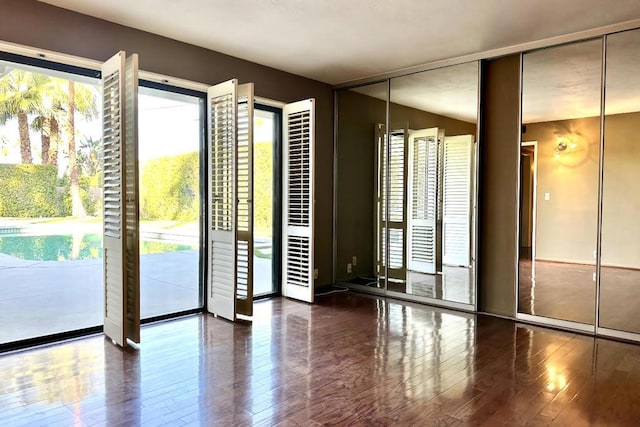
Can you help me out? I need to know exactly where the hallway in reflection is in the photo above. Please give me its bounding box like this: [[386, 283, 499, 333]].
[[3, 293, 640, 425]]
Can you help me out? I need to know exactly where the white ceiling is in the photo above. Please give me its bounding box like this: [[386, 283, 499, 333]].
[[39, 0, 640, 85]]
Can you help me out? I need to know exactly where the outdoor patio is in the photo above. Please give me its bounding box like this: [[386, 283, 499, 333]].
[[0, 240, 272, 344]]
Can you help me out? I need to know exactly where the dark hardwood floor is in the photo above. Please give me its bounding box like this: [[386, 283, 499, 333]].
[[2, 293, 640, 426]]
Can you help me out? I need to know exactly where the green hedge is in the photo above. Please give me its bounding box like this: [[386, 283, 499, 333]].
[[0, 164, 63, 217], [254, 142, 272, 233], [140, 152, 199, 221]]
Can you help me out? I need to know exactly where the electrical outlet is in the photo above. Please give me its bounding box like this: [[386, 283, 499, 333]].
[[352, 256, 357, 266], [313, 269, 319, 280], [347, 263, 352, 274]]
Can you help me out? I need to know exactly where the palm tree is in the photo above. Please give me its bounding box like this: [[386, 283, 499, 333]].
[[64, 79, 98, 217], [0, 69, 50, 164]]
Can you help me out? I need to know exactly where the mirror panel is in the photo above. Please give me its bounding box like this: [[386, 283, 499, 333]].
[[599, 29, 640, 334], [386, 62, 479, 305], [518, 39, 602, 324], [335, 81, 388, 289]]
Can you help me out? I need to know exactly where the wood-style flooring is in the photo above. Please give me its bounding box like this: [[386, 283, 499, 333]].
[[2, 293, 640, 426]]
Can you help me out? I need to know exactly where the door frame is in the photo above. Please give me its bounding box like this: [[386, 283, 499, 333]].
[[521, 141, 538, 277]]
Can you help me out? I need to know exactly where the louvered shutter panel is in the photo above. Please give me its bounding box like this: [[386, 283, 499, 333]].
[[123, 54, 140, 343], [102, 51, 140, 347], [443, 135, 474, 267], [207, 80, 238, 321], [375, 124, 385, 275], [282, 99, 315, 303], [385, 129, 408, 281], [407, 128, 440, 274], [235, 83, 254, 316]]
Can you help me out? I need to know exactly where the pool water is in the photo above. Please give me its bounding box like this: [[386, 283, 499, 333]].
[[0, 233, 197, 261]]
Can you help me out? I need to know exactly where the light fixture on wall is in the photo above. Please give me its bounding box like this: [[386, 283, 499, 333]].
[[553, 136, 576, 159]]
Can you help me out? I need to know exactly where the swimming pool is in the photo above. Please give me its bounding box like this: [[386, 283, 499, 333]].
[[0, 233, 197, 261]]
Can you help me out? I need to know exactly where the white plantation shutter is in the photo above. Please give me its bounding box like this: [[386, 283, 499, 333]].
[[282, 99, 315, 303], [407, 128, 440, 274], [102, 51, 140, 347], [207, 80, 238, 321], [443, 135, 474, 267], [375, 124, 385, 274], [385, 129, 408, 280], [235, 83, 254, 316]]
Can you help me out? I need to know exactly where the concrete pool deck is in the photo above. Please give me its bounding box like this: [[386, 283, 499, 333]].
[[0, 250, 273, 344]]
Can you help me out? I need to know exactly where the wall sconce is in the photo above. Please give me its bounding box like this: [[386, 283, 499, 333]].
[[553, 136, 576, 159]]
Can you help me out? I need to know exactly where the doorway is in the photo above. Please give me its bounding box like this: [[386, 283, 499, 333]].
[[518, 141, 537, 315], [253, 105, 282, 297]]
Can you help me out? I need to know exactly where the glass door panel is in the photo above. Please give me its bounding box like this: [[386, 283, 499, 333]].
[[0, 59, 102, 344], [138, 86, 203, 318], [253, 108, 277, 297]]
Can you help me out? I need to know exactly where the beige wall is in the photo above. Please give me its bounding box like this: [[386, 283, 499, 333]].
[[522, 112, 640, 267], [478, 55, 521, 317], [336, 89, 476, 282], [522, 111, 637, 304], [523, 117, 600, 264], [601, 112, 640, 268], [0, 0, 335, 286]]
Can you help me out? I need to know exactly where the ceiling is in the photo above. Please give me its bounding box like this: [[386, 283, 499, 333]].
[[39, 0, 640, 85]]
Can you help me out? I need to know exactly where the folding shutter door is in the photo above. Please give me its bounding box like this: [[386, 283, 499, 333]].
[[282, 99, 315, 303], [407, 128, 439, 274], [235, 83, 254, 316], [385, 129, 408, 281], [207, 80, 238, 321], [375, 124, 386, 275], [102, 51, 140, 347], [442, 135, 474, 267]]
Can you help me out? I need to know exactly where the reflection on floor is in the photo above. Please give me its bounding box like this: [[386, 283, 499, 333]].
[[4, 293, 640, 425], [388, 267, 474, 304], [520, 257, 640, 333], [519, 257, 596, 325], [342, 266, 474, 305], [600, 266, 640, 333]]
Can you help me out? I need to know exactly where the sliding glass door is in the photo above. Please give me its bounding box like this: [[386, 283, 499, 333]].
[[253, 106, 281, 297], [0, 56, 103, 344], [138, 85, 204, 318]]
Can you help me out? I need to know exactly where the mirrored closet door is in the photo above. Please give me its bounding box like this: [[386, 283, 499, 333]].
[[385, 63, 478, 306], [335, 81, 389, 291], [599, 28, 640, 338], [335, 62, 479, 310], [518, 39, 602, 328]]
